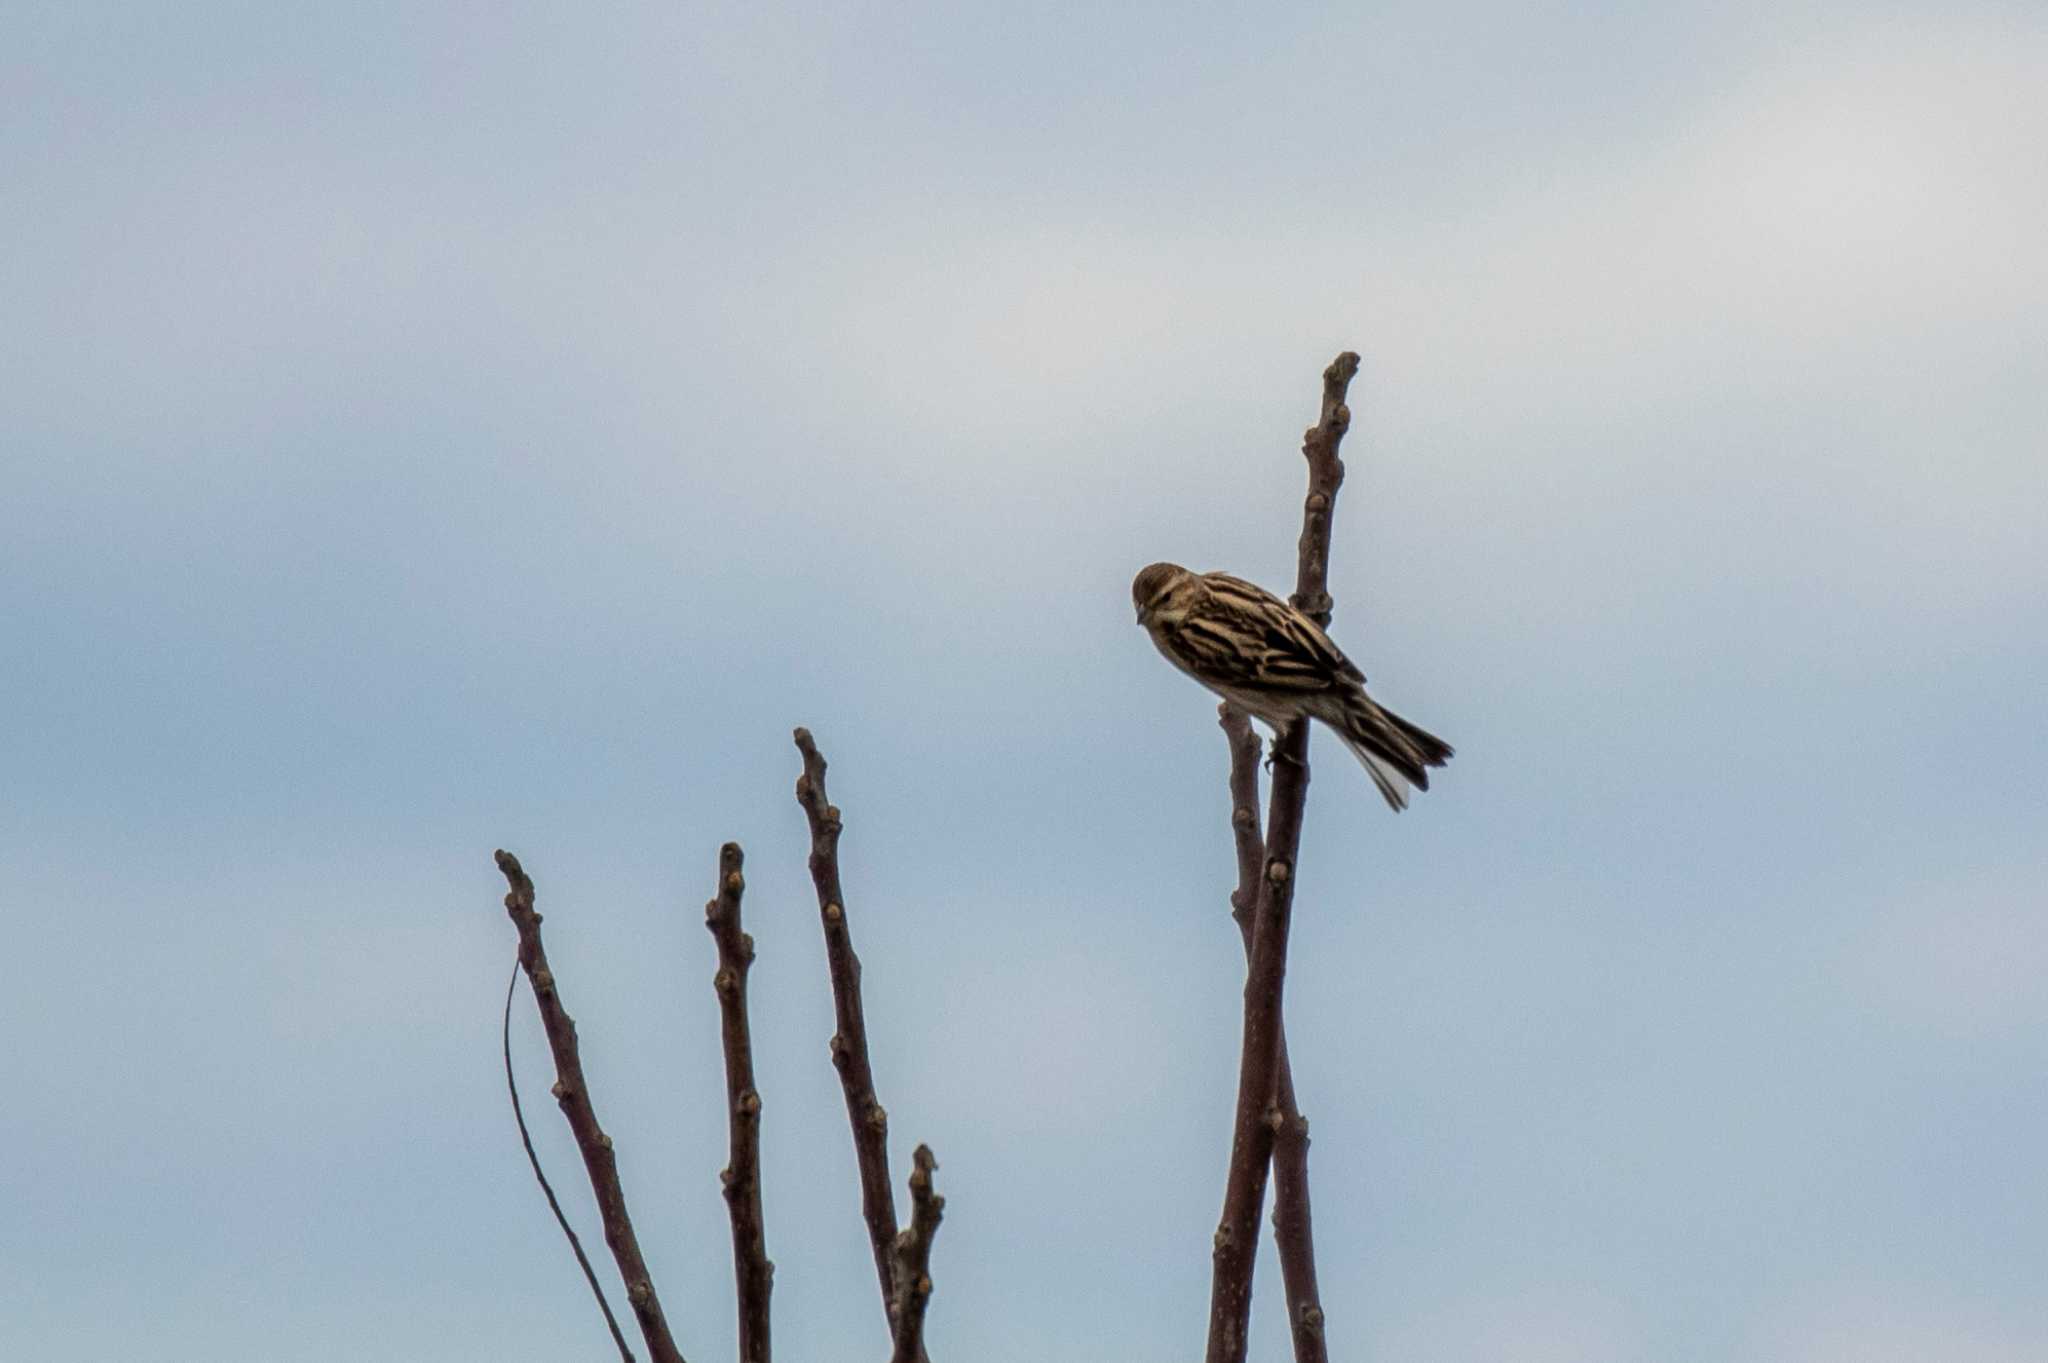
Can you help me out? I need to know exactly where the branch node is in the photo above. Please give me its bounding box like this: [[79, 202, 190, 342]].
[[794, 727, 908, 1331], [707, 838, 773, 1360], [888, 1144, 945, 1363], [498, 850, 685, 1363], [1208, 353, 1355, 1363]]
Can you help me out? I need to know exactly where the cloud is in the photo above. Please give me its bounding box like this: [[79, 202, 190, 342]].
[[1746, 1285, 2048, 1363], [1853, 867, 2048, 1038], [1372, 1282, 1643, 1363]]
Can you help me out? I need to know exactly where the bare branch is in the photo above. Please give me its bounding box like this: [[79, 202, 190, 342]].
[[1206, 353, 1360, 1363], [503, 959, 637, 1363], [496, 850, 688, 1363], [887, 1145, 945, 1363], [1219, 706, 1328, 1363], [706, 842, 773, 1363], [791, 728, 904, 1329], [1220, 705, 1265, 938]]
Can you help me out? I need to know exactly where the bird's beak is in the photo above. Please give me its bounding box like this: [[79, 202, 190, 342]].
[[1135, 606, 1151, 627]]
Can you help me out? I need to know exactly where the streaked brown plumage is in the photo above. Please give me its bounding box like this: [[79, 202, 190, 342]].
[[1132, 562, 1453, 811]]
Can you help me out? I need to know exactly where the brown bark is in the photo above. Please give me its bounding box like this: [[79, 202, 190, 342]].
[[790, 728, 906, 1330], [887, 1145, 945, 1363], [1220, 706, 1328, 1363], [705, 842, 773, 1363], [1205, 353, 1359, 1363], [497, 849, 688, 1363]]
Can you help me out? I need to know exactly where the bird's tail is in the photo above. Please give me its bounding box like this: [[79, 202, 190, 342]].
[[1324, 693, 1454, 813]]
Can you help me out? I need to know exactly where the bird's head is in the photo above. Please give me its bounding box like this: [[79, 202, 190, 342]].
[[1132, 561, 1193, 627]]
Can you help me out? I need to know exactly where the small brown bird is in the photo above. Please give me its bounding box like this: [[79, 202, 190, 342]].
[[1133, 562, 1453, 811]]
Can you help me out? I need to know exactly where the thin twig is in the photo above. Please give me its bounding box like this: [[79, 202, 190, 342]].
[[887, 1145, 945, 1363], [1206, 352, 1360, 1363], [503, 958, 636, 1363], [1220, 706, 1328, 1363], [496, 850, 689, 1363], [706, 842, 773, 1363], [790, 728, 903, 1329]]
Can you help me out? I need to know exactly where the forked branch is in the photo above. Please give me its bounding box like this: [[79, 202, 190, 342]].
[[888, 1145, 945, 1363], [497, 850, 688, 1363], [1220, 706, 1328, 1363], [1206, 352, 1359, 1363]]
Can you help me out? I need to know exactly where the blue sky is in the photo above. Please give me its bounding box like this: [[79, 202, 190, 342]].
[[4, 3, 2044, 1359]]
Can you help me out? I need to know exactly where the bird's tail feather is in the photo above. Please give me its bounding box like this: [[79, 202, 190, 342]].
[[1337, 730, 1414, 812], [1326, 695, 1453, 813]]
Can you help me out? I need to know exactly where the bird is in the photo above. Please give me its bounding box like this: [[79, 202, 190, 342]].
[[1132, 562, 1452, 811]]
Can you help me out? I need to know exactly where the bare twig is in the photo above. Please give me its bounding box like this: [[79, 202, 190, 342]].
[[1206, 352, 1360, 1363], [706, 842, 773, 1363], [503, 958, 636, 1363], [887, 1145, 945, 1363], [496, 850, 689, 1363], [791, 728, 904, 1328], [1220, 706, 1328, 1363]]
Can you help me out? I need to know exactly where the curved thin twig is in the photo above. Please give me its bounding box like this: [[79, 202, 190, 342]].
[[503, 958, 636, 1363], [497, 849, 689, 1363]]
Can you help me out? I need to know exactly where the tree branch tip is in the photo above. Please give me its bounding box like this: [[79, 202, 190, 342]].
[[1327, 350, 1361, 381]]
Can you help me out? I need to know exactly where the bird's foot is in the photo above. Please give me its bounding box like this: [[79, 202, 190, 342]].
[[1263, 727, 1308, 771]]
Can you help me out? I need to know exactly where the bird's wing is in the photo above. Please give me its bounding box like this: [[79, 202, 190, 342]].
[[1192, 573, 1367, 689]]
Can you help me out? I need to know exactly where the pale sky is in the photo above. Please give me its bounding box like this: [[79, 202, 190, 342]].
[[5, 3, 2045, 1360]]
